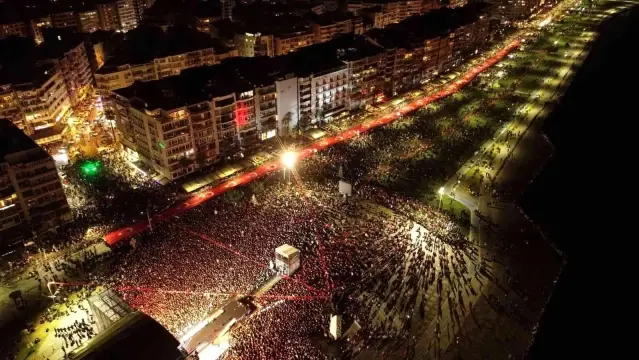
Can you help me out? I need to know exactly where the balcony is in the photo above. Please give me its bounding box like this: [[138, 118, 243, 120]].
[[260, 109, 277, 118]]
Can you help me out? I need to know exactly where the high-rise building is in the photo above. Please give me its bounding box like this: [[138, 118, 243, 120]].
[[96, 0, 139, 31], [311, 12, 363, 44], [134, 0, 156, 22], [39, 30, 94, 106], [0, 62, 71, 138], [0, 21, 30, 39], [77, 9, 100, 33], [221, 0, 236, 20], [486, 0, 543, 22], [97, 2, 120, 31], [0, 119, 72, 250], [29, 16, 52, 44], [51, 11, 78, 29], [116, 0, 139, 32], [95, 27, 237, 91]]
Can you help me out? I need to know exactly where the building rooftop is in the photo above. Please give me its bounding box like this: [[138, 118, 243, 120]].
[[98, 26, 230, 71], [0, 62, 57, 90], [276, 244, 299, 257], [37, 28, 86, 60], [330, 35, 385, 62], [68, 311, 183, 360], [232, 3, 310, 36], [113, 34, 384, 110], [89, 29, 118, 44], [114, 61, 260, 111], [311, 11, 358, 26], [367, 2, 489, 49], [0, 119, 46, 163]]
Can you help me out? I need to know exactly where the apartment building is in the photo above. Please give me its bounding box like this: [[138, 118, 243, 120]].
[[255, 83, 278, 140], [95, 27, 237, 91], [135, 0, 156, 22], [336, 38, 386, 109], [221, 0, 236, 20], [77, 9, 100, 33], [38, 32, 94, 106], [51, 11, 77, 29], [195, 15, 220, 34], [0, 21, 30, 39], [0, 85, 28, 133], [116, 0, 139, 32], [97, 2, 120, 31], [368, 2, 489, 94], [94, 0, 139, 31], [109, 61, 267, 182], [487, 0, 543, 23], [348, 0, 440, 28], [234, 32, 275, 57], [30, 16, 53, 44], [274, 31, 315, 56], [0, 63, 71, 138], [299, 66, 349, 125], [312, 12, 364, 44], [0, 119, 72, 249]]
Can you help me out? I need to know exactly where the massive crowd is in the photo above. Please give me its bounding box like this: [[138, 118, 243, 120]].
[[61, 148, 482, 359]]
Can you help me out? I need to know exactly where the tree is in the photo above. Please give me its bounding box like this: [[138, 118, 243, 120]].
[[316, 106, 325, 124], [282, 111, 293, 136], [178, 157, 194, 168], [297, 113, 312, 134], [196, 151, 207, 169]]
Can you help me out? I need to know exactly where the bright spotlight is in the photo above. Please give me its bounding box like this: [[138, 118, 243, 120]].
[[281, 151, 297, 169], [438, 187, 445, 195]]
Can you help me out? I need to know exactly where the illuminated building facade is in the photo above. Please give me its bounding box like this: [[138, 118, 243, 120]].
[[368, 2, 489, 94], [77, 9, 100, 33], [95, 27, 237, 91], [29, 16, 53, 44], [96, 2, 120, 31], [109, 61, 264, 182], [0, 119, 71, 250], [0, 63, 71, 137], [487, 0, 545, 22], [347, 0, 441, 29], [273, 31, 315, 56], [38, 35, 94, 106], [116, 0, 139, 32], [50, 11, 78, 29], [311, 13, 364, 44], [0, 21, 30, 39]]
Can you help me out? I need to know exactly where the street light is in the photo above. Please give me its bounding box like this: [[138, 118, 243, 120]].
[[438, 187, 445, 209], [281, 151, 297, 182], [281, 151, 297, 169]]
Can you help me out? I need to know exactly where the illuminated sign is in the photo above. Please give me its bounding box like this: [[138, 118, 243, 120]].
[[239, 91, 254, 99], [235, 103, 249, 127]]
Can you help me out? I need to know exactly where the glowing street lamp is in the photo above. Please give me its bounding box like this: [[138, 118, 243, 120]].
[[438, 187, 445, 209], [281, 151, 297, 182], [281, 151, 297, 169]]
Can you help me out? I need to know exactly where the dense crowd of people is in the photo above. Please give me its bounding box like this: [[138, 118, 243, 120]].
[[63, 149, 482, 359], [60, 151, 182, 231]]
